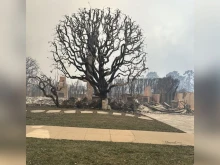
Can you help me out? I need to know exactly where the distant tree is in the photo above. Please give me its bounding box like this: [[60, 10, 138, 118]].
[[166, 71, 185, 91], [166, 71, 181, 80], [26, 57, 39, 87], [147, 72, 159, 79], [135, 78, 144, 94], [68, 80, 86, 98], [183, 70, 194, 92], [68, 83, 74, 98], [128, 80, 136, 95], [156, 76, 180, 103], [155, 77, 179, 94], [178, 88, 187, 93], [109, 78, 128, 98], [50, 8, 148, 106]]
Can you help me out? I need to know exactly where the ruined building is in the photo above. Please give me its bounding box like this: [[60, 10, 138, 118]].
[[57, 76, 68, 100], [86, 82, 94, 100], [142, 85, 194, 110]]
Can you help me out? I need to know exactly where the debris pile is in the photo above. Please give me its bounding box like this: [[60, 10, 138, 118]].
[[75, 97, 90, 108], [26, 97, 65, 106], [109, 98, 140, 112], [26, 96, 103, 109], [26, 96, 193, 115], [143, 101, 194, 115], [137, 105, 154, 114]]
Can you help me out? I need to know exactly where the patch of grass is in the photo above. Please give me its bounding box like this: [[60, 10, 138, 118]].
[[26, 105, 68, 110], [26, 105, 124, 112], [26, 138, 194, 165], [26, 111, 184, 133]]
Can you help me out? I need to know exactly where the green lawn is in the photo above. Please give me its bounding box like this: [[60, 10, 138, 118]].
[[26, 111, 184, 133], [26, 105, 70, 110], [26, 138, 194, 165]]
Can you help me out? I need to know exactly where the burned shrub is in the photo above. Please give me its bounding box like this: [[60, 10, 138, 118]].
[[62, 97, 77, 108], [89, 99, 102, 109], [109, 99, 140, 112], [109, 100, 124, 111], [75, 97, 89, 109]]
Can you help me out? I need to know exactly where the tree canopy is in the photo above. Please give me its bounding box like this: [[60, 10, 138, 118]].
[[147, 72, 159, 79], [166, 70, 194, 92], [50, 8, 147, 99]]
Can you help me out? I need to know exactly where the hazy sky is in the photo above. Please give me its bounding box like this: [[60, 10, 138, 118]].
[[27, 0, 194, 82]]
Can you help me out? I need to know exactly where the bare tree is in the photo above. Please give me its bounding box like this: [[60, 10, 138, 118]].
[[50, 8, 147, 103], [30, 74, 61, 107], [68, 80, 86, 98], [26, 57, 39, 87], [128, 80, 136, 95], [135, 78, 144, 94], [110, 78, 128, 99]]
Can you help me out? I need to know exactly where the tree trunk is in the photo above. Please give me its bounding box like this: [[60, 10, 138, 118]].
[[100, 92, 108, 110], [55, 98, 60, 107], [102, 98, 108, 110]]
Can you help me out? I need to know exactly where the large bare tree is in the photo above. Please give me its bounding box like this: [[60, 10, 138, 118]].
[[50, 8, 147, 101]]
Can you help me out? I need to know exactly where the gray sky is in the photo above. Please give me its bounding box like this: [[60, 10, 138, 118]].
[[27, 0, 194, 82]]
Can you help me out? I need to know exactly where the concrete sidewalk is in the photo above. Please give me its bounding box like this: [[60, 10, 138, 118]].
[[145, 114, 194, 134], [26, 125, 194, 146]]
